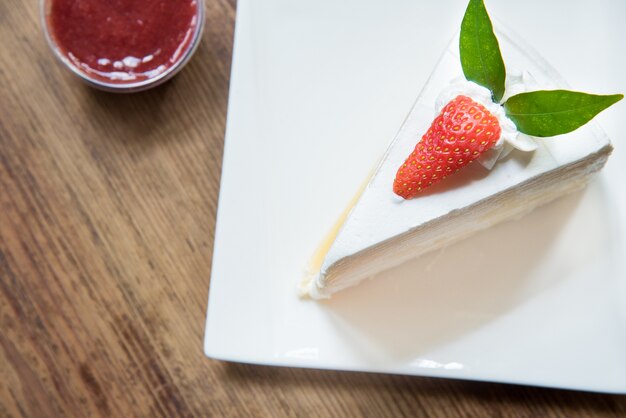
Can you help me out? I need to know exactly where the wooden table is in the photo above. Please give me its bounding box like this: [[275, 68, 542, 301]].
[[1, 1, 624, 416]]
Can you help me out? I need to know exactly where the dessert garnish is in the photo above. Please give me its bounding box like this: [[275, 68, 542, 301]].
[[393, 0, 622, 199]]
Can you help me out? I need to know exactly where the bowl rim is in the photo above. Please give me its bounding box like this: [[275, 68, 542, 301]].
[[39, 0, 205, 93]]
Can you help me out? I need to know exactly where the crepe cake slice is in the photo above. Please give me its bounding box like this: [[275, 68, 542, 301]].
[[299, 0, 621, 299]]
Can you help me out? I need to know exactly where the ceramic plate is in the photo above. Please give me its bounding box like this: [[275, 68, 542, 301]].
[[204, 0, 626, 393]]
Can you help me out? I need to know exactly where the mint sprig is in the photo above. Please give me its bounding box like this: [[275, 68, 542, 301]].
[[460, 0, 506, 102], [504, 91, 624, 137], [458, 0, 622, 138]]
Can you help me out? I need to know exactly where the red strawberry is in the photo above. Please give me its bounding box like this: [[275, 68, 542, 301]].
[[393, 95, 501, 199]]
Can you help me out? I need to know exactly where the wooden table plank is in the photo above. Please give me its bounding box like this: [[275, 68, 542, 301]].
[[0, 0, 624, 417]]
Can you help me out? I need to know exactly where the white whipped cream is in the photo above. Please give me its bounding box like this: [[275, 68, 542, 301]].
[[435, 73, 539, 169]]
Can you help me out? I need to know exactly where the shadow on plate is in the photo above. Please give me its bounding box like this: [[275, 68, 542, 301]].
[[319, 187, 597, 362]]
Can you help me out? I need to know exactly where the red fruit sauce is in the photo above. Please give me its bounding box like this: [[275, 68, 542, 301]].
[[47, 0, 199, 84]]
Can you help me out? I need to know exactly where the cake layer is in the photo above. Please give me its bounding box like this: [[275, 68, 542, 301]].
[[305, 148, 610, 298], [301, 27, 613, 299]]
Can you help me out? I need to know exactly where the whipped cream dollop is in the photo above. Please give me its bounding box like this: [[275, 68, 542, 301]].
[[435, 72, 539, 169]]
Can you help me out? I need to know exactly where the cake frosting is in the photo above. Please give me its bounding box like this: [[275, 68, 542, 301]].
[[299, 26, 615, 299], [435, 74, 541, 171]]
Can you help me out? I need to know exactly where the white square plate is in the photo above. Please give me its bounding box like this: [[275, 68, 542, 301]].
[[204, 0, 626, 393]]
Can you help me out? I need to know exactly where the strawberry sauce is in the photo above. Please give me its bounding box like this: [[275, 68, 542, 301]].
[[47, 0, 199, 84]]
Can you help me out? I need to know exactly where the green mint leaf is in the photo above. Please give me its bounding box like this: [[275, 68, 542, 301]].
[[504, 90, 623, 137], [460, 0, 506, 102]]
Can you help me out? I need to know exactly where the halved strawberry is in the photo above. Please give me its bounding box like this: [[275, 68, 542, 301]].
[[393, 95, 501, 199]]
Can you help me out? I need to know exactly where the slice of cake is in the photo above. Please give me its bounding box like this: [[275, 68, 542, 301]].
[[300, 0, 621, 299]]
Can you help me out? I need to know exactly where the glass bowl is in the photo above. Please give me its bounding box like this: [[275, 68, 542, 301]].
[[40, 0, 205, 93]]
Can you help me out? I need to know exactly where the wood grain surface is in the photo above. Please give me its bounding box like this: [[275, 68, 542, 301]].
[[0, 1, 625, 417]]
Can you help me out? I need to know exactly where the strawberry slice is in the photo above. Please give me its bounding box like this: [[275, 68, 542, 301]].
[[393, 95, 501, 199]]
